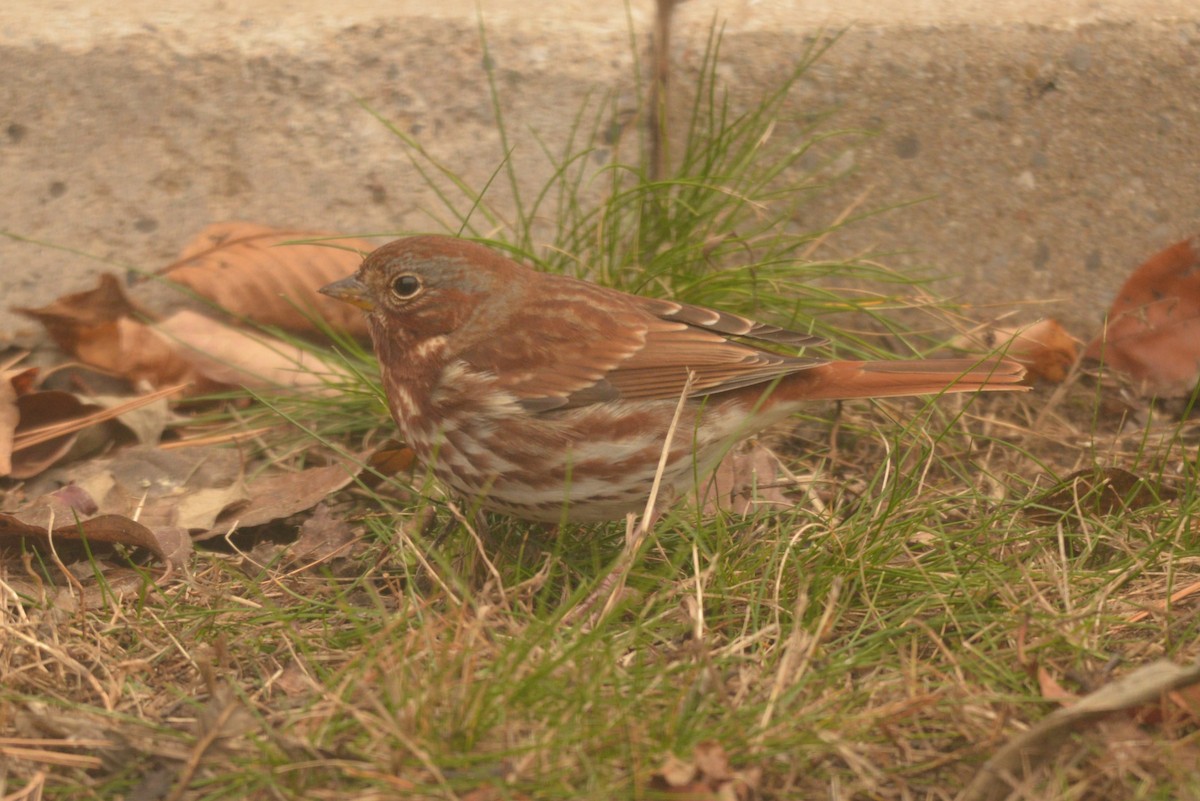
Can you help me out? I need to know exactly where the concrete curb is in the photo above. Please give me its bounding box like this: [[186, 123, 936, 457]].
[[2, 1, 1198, 346]]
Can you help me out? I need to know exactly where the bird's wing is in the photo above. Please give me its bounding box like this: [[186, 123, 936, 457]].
[[459, 279, 824, 412]]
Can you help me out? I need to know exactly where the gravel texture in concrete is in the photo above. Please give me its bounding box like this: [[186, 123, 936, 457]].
[[2, 1, 1198, 347]]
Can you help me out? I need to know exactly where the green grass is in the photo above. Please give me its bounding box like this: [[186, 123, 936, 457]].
[[4, 10, 1200, 801], [6, 397, 1199, 799]]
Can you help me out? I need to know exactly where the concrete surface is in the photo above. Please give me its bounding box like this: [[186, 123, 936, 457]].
[[2, 1, 1198, 348]]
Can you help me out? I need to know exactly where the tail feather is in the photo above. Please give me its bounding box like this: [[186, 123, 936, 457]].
[[783, 357, 1028, 402]]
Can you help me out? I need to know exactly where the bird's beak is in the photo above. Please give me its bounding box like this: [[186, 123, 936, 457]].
[[320, 276, 374, 311]]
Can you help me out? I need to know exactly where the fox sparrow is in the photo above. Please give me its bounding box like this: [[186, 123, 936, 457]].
[[321, 237, 1025, 523]]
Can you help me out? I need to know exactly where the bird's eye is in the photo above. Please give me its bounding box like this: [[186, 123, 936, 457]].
[[390, 274, 422, 300]]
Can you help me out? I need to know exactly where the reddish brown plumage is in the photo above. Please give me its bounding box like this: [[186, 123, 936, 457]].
[[321, 236, 1026, 522]]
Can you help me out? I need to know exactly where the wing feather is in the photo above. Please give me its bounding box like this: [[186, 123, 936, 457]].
[[457, 271, 823, 412]]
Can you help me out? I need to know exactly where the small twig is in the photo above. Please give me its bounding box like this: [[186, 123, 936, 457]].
[[648, 0, 685, 181]]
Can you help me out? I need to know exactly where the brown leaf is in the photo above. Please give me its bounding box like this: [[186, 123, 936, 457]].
[[692, 740, 734, 782], [17, 277, 204, 389], [1038, 665, 1079, 705], [204, 461, 361, 539], [161, 221, 373, 338], [288, 506, 356, 565], [953, 319, 1078, 383], [655, 753, 699, 788], [0, 509, 191, 572], [0, 369, 21, 476], [649, 742, 759, 801], [364, 439, 417, 481], [15, 274, 152, 357], [102, 317, 203, 388], [1025, 467, 1173, 525], [9, 384, 185, 479], [7, 391, 103, 479], [1083, 235, 1200, 397], [19, 272, 351, 395], [151, 310, 350, 393], [25, 445, 246, 533], [961, 659, 1200, 801]]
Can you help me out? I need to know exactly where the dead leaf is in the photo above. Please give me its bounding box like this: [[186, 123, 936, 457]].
[[0, 508, 191, 573], [0, 370, 21, 476], [202, 460, 361, 539], [953, 319, 1078, 383], [7, 391, 103, 479], [692, 740, 734, 782], [8, 384, 187, 479], [24, 446, 246, 533], [15, 274, 151, 356], [649, 741, 760, 801], [959, 659, 1200, 801], [287, 505, 357, 564], [1083, 235, 1200, 397], [1037, 665, 1079, 704], [1025, 467, 1173, 525], [37, 362, 138, 397], [18, 274, 349, 395], [161, 221, 373, 338], [151, 310, 350, 393], [364, 439, 417, 483], [17, 278, 205, 389]]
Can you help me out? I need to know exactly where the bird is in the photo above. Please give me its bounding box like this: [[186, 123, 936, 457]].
[[320, 236, 1026, 523]]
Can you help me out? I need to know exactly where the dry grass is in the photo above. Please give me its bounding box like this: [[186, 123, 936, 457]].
[[3, 369, 1199, 800]]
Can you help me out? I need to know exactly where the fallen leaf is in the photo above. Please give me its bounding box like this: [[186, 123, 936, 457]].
[[1025, 467, 1173, 525], [1038, 665, 1079, 704], [648, 741, 760, 801], [1083, 235, 1200, 397], [955, 319, 1078, 383], [17, 277, 205, 389], [15, 274, 150, 357], [655, 753, 698, 788], [7, 391, 103, 479], [959, 659, 1200, 801], [161, 221, 373, 338], [9, 384, 188, 479], [364, 439, 417, 483], [151, 310, 350, 393], [692, 740, 734, 782], [0, 369, 21, 476], [18, 274, 350, 395], [0, 508, 191, 574], [37, 362, 138, 397], [24, 445, 246, 532], [285, 504, 356, 564], [202, 460, 361, 539]]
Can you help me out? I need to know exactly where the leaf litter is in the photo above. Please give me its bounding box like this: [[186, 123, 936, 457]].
[[4, 222, 1200, 798]]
